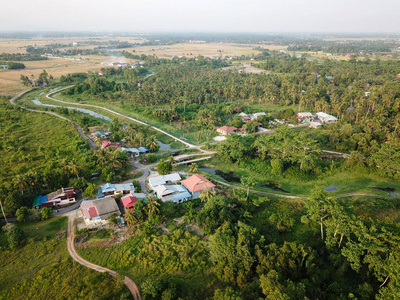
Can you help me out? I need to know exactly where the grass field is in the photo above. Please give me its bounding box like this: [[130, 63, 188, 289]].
[[0, 216, 132, 299]]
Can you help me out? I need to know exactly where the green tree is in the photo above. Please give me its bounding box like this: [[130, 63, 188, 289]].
[[157, 159, 173, 175], [146, 135, 159, 152], [146, 195, 160, 216], [16, 206, 31, 222], [3, 223, 25, 249], [84, 183, 99, 198], [41, 207, 53, 220], [199, 187, 216, 202]]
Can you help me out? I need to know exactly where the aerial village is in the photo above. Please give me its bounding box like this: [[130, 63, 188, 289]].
[[32, 107, 337, 230], [32, 126, 216, 230]]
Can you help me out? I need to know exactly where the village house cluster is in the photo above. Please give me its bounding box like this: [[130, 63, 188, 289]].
[[295, 112, 338, 128], [79, 173, 215, 226]]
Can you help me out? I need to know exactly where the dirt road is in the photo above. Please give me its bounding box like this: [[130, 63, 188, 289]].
[[67, 215, 141, 300]]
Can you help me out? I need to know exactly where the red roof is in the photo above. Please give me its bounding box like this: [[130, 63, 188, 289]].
[[217, 126, 238, 134], [102, 141, 120, 148], [181, 174, 216, 193], [81, 202, 99, 219], [121, 195, 138, 209]]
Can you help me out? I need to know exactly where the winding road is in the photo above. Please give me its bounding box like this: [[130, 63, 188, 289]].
[[66, 213, 141, 300], [46, 86, 197, 148]]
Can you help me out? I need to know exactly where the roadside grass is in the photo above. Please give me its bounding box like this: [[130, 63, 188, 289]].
[[195, 157, 400, 197], [86, 229, 113, 242], [77, 225, 224, 299]]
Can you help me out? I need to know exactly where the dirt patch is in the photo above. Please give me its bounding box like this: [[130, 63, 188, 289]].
[[222, 64, 268, 74]]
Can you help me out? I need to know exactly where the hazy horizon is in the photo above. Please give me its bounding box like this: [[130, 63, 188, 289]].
[[2, 0, 400, 33]]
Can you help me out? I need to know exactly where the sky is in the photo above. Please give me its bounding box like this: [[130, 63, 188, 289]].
[[2, 0, 400, 33]]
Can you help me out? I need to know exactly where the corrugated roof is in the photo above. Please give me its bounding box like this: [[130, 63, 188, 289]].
[[181, 174, 216, 193], [149, 173, 181, 188]]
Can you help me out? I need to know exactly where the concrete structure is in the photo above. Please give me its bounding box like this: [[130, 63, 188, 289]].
[[98, 183, 135, 197]]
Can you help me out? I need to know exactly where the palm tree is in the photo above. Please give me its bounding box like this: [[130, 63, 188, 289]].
[[124, 210, 138, 226], [146, 135, 158, 152], [13, 175, 29, 195], [66, 159, 80, 178], [189, 163, 199, 173], [95, 148, 110, 167], [109, 149, 124, 170], [199, 187, 215, 202], [146, 195, 160, 216]]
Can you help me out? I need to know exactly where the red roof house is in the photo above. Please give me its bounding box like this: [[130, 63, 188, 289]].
[[216, 126, 238, 135], [81, 202, 99, 219], [181, 174, 216, 198], [102, 141, 120, 149], [121, 195, 138, 211]]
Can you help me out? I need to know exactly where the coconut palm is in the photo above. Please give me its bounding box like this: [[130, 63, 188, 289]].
[[65, 158, 80, 178], [95, 148, 110, 167], [199, 187, 215, 202], [189, 163, 199, 173], [146, 195, 160, 216], [146, 135, 159, 152], [124, 210, 138, 226], [13, 175, 29, 195]]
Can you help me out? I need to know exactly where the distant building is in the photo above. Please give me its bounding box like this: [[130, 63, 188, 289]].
[[295, 112, 313, 123], [309, 122, 323, 129], [316, 112, 338, 124], [216, 126, 238, 135], [119, 147, 140, 158]]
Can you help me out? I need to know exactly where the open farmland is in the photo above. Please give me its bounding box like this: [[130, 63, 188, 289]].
[[124, 42, 286, 58]]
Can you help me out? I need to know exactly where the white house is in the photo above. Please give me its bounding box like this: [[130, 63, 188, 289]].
[[316, 112, 338, 124], [154, 184, 191, 203], [148, 173, 181, 190]]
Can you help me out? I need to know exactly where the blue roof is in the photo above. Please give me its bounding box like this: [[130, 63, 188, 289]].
[[138, 147, 150, 153], [172, 190, 192, 201], [33, 195, 47, 207]]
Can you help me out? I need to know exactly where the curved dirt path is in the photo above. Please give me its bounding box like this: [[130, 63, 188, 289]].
[[10, 89, 96, 148], [47, 86, 197, 148], [67, 215, 141, 300]]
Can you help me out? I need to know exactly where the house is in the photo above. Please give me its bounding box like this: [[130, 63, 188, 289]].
[[98, 70, 106, 76], [295, 112, 313, 123], [250, 112, 266, 120], [102, 140, 120, 149], [113, 62, 128, 67], [138, 147, 150, 153], [80, 196, 121, 225], [238, 112, 251, 122], [148, 173, 181, 190], [119, 147, 140, 157], [91, 131, 113, 140], [121, 194, 138, 212], [181, 174, 216, 199], [154, 184, 192, 203], [216, 126, 238, 136], [316, 112, 338, 124], [309, 122, 323, 129], [98, 183, 135, 197], [33, 187, 78, 209]]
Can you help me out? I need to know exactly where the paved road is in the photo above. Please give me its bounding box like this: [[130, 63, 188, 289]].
[[47, 86, 196, 148], [10, 90, 95, 149], [67, 214, 141, 300]]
